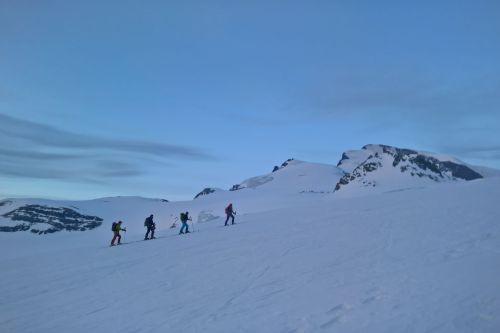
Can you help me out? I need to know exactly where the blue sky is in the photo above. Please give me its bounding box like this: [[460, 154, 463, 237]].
[[1, 0, 499, 200]]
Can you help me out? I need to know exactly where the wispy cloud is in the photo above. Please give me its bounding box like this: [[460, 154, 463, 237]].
[[0, 113, 211, 158], [0, 148, 82, 160], [0, 113, 213, 182]]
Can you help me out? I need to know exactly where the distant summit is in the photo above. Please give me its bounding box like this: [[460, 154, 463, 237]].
[[231, 158, 296, 191], [228, 159, 344, 194], [272, 158, 295, 173], [335, 144, 483, 193]]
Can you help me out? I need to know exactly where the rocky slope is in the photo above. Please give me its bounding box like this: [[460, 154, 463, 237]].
[[335, 144, 483, 193]]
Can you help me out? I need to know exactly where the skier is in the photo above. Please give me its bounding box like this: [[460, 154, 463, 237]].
[[111, 221, 126, 246], [144, 214, 156, 240], [224, 203, 236, 226], [179, 211, 191, 234]]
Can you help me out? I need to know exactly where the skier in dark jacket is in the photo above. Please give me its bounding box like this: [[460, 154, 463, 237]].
[[111, 221, 126, 246], [224, 203, 235, 226], [179, 211, 191, 234], [144, 214, 156, 240]]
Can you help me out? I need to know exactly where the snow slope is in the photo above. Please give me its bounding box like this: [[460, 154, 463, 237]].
[[1, 150, 499, 332], [1, 176, 500, 332], [229, 159, 345, 193]]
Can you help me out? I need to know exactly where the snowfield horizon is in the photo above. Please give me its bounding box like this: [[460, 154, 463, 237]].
[[1, 144, 500, 332]]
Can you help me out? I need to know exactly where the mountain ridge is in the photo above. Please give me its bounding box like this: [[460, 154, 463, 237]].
[[1, 144, 497, 235]]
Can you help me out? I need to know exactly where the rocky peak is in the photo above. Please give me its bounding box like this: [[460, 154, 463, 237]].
[[335, 144, 483, 192], [194, 188, 217, 199], [272, 158, 295, 173], [1, 204, 103, 234]]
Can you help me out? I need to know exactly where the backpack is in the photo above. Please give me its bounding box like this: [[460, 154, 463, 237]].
[[225, 205, 232, 214], [180, 212, 186, 222], [111, 222, 117, 231]]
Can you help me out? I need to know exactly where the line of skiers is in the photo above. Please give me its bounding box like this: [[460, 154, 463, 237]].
[[110, 203, 236, 246]]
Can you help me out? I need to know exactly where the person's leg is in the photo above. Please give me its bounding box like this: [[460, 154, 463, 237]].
[[145, 228, 150, 240], [151, 228, 155, 239], [111, 232, 118, 245], [225, 214, 230, 226], [117, 234, 121, 244], [231, 214, 235, 224], [180, 222, 186, 233]]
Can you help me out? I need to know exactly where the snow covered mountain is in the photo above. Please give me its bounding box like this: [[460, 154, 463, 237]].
[[1, 145, 500, 332], [335, 144, 484, 195], [0, 203, 103, 234], [0, 146, 492, 235], [228, 158, 345, 194]]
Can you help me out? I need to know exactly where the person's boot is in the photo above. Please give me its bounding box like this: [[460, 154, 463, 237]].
[[185, 230, 190, 233]]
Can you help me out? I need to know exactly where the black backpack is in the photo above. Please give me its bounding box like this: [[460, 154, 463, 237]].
[[111, 222, 117, 231]]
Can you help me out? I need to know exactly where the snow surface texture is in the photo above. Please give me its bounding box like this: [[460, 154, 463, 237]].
[[1, 146, 500, 332]]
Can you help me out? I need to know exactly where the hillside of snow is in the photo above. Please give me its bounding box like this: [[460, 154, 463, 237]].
[[1, 146, 500, 332], [1, 176, 500, 332], [0, 159, 347, 237], [228, 159, 345, 193]]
